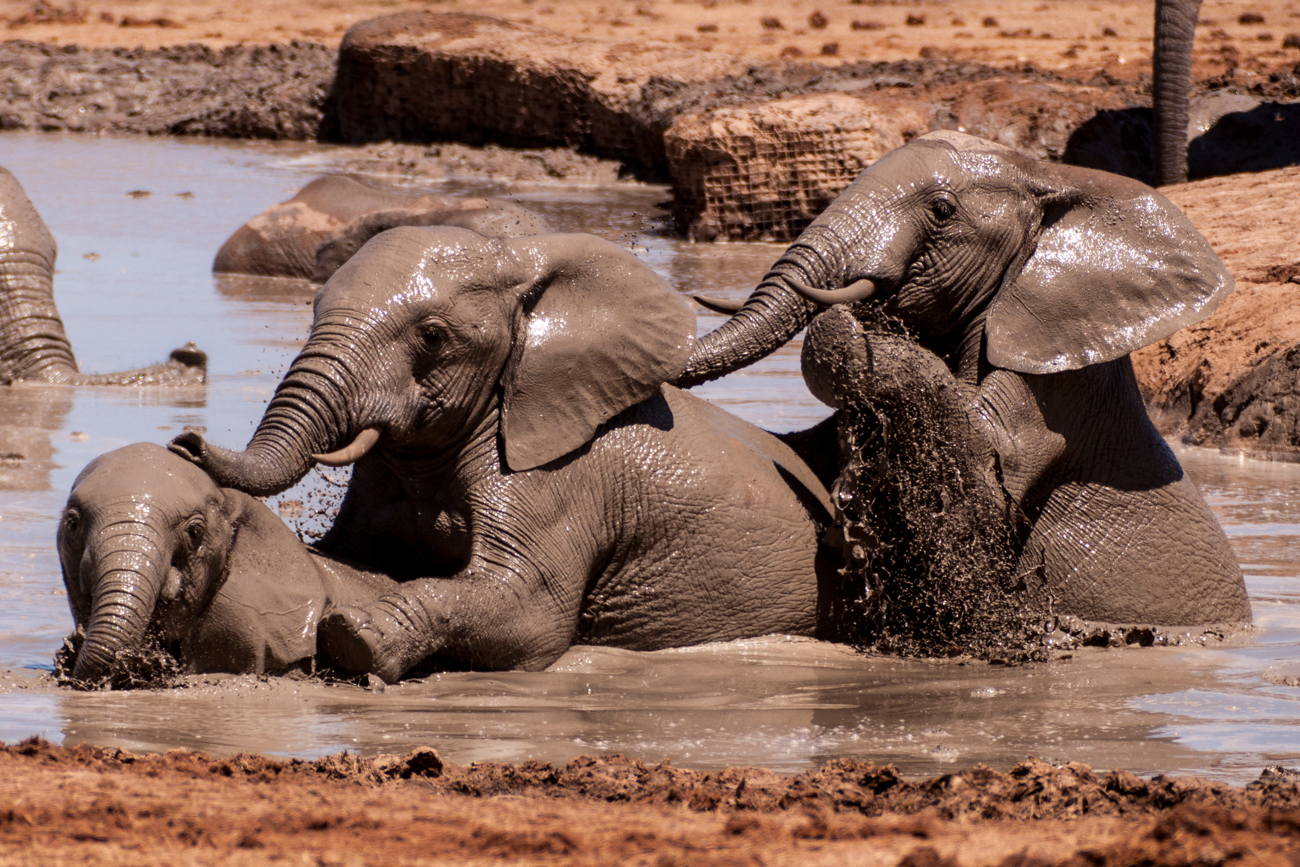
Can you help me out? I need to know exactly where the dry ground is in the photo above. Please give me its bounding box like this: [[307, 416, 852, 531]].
[[2, 0, 1299, 83]]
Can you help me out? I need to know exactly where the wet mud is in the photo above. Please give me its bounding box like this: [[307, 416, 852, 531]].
[[4, 737, 1300, 865]]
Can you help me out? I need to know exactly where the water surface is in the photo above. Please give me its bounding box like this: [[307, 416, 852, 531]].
[[0, 132, 1297, 782]]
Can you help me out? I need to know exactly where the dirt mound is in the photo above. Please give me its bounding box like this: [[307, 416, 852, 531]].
[[1132, 164, 1300, 459], [0, 39, 334, 137], [4, 739, 1300, 865]]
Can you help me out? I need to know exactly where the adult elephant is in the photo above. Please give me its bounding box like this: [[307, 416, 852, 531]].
[[1152, 0, 1202, 186], [212, 174, 550, 283], [59, 443, 398, 685], [171, 227, 839, 682], [0, 167, 206, 386], [676, 130, 1250, 632]]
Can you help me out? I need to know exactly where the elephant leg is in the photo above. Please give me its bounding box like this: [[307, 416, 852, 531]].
[[802, 306, 1034, 655]]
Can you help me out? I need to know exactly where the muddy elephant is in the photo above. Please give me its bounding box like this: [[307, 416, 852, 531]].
[[59, 443, 398, 684], [212, 174, 550, 283], [677, 130, 1250, 634], [171, 227, 838, 681], [0, 167, 206, 386]]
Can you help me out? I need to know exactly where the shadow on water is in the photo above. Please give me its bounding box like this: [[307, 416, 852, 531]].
[[0, 131, 1295, 781]]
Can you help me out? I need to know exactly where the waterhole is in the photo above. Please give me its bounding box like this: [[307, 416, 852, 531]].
[[0, 132, 1296, 781]]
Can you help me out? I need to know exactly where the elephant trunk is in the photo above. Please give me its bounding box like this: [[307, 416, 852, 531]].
[[72, 528, 167, 683], [0, 249, 79, 383], [1152, 0, 1202, 186], [173, 328, 364, 497], [674, 240, 830, 387]]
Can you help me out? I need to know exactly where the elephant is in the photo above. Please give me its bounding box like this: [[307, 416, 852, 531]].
[[170, 226, 840, 682], [0, 167, 206, 386], [675, 130, 1251, 635], [58, 442, 399, 685], [1152, 0, 1201, 186], [212, 174, 550, 283]]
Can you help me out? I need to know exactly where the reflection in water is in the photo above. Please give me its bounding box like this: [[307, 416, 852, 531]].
[[0, 132, 1295, 782]]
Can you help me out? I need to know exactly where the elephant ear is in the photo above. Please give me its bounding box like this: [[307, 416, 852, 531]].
[[501, 234, 695, 472], [985, 163, 1233, 375]]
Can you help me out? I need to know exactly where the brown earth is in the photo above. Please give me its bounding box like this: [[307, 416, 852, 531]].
[[1132, 164, 1300, 459], [5, 738, 1300, 865]]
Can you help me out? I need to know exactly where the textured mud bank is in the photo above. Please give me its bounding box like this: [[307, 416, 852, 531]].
[[3, 738, 1300, 865]]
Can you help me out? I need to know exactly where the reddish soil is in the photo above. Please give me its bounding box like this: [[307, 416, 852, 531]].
[[5, 738, 1300, 865]]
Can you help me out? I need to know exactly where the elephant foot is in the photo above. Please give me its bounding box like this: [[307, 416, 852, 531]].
[[319, 600, 430, 684]]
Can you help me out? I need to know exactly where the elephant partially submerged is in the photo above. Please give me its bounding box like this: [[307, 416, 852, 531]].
[[0, 167, 206, 386], [172, 227, 841, 682], [212, 174, 550, 283], [58, 443, 398, 686], [678, 131, 1250, 639]]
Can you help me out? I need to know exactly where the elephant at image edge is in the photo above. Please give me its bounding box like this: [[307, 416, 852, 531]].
[[212, 173, 551, 283], [676, 130, 1250, 629], [59, 443, 398, 683], [0, 167, 206, 385], [171, 226, 839, 682]]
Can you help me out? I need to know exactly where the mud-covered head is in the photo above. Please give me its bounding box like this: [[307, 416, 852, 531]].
[[172, 226, 695, 496], [58, 443, 241, 686]]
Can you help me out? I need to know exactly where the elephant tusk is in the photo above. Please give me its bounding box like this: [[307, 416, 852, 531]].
[[691, 294, 746, 315], [786, 276, 878, 307], [312, 428, 381, 467]]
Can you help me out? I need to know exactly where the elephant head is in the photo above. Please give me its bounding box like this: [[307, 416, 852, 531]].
[[171, 226, 695, 496], [677, 130, 1232, 387], [58, 443, 241, 683]]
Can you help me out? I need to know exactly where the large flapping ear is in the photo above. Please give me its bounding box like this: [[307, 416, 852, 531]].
[[501, 234, 696, 472], [985, 162, 1233, 375]]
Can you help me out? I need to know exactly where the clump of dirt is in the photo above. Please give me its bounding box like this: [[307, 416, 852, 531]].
[[52, 627, 183, 691]]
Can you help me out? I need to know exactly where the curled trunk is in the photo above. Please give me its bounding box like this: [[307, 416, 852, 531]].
[[72, 530, 167, 683], [1152, 0, 1202, 186], [675, 244, 828, 387], [173, 333, 360, 496]]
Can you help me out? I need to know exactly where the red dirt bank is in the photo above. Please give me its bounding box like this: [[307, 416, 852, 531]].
[[4, 739, 1300, 865]]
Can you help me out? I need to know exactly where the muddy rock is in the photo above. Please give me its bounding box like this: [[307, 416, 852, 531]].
[[0, 40, 334, 138], [1133, 164, 1300, 459], [322, 10, 756, 168]]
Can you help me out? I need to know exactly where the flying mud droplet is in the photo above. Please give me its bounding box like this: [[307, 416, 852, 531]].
[[81, 252, 99, 261], [68, 431, 88, 442], [126, 190, 152, 199]]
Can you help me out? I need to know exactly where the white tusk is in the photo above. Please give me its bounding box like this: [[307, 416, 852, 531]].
[[312, 428, 381, 467], [786, 276, 878, 307]]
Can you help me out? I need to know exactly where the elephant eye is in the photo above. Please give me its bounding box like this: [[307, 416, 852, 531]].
[[417, 324, 443, 351], [62, 509, 81, 539], [930, 196, 957, 223], [184, 519, 205, 551]]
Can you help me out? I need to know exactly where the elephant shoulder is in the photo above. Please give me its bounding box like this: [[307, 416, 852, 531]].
[[654, 386, 834, 521]]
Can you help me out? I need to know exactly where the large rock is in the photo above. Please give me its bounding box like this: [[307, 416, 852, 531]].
[[323, 11, 754, 169], [1133, 164, 1300, 460]]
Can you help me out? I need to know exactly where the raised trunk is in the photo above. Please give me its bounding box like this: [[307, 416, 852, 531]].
[[173, 329, 361, 497], [674, 243, 827, 388], [72, 530, 166, 682], [1152, 0, 1202, 186]]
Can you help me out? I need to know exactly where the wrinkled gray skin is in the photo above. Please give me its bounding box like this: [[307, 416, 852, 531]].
[[677, 130, 1250, 630], [213, 174, 550, 283], [59, 443, 397, 683], [172, 227, 838, 682], [1152, 0, 1201, 186], [0, 167, 206, 386]]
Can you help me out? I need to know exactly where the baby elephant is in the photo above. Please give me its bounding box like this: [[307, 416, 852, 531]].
[[58, 443, 396, 684], [213, 174, 550, 283]]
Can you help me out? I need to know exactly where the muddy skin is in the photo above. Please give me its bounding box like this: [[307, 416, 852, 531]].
[[0, 166, 206, 386], [171, 226, 843, 683], [680, 131, 1250, 637], [6, 738, 1300, 866], [214, 174, 551, 283], [57, 443, 398, 687]]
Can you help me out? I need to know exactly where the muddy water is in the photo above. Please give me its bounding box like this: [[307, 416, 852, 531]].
[[0, 133, 1297, 782]]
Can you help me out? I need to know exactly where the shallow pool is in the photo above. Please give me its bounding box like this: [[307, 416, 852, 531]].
[[0, 132, 1296, 782]]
